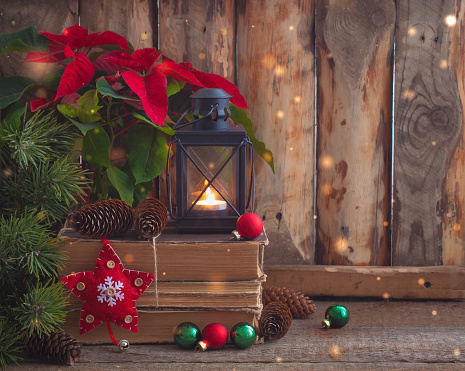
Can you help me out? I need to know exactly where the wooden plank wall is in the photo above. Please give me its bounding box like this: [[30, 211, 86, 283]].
[[315, 0, 394, 265], [1, 0, 464, 267], [393, 0, 465, 266]]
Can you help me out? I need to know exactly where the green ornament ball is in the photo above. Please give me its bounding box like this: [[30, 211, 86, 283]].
[[174, 322, 202, 349], [230, 322, 256, 349], [322, 304, 350, 329]]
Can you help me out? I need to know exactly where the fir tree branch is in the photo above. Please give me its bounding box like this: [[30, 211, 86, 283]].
[[14, 281, 68, 338], [0, 319, 22, 370], [0, 212, 66, 281]]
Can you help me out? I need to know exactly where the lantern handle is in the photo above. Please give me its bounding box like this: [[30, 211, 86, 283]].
[[173, 103, 219, 130]]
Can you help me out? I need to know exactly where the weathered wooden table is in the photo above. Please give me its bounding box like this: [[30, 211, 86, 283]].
[[11, 299, 465, 370]]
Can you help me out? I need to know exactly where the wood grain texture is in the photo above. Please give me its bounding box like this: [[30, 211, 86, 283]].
[[393, 0, 465, 265], [236, 0, 315, 264], [315, 0, 395, 265], [14, 300, 465, 368], [0, 0, 78, 80], [158, 0, 236, 81], [27, 300, 465, 362], [79, 0, 156, 49], [264, 265, 465, 299]]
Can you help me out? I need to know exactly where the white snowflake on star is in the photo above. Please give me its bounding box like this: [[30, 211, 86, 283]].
[[97, 276, 124, 307]]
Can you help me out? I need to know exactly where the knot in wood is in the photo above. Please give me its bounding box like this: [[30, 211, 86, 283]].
[[430, 109, 448, 127]]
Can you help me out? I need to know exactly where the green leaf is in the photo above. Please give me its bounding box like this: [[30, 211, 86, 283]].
[[0, 76, 38, 109], [134, 180, 154, 205], [107, 165, 134, 205], [166, 77, 185, 97], [230, 104, 274, 173], [3, 102, 26, 131], [57, 103, 102, 124], [0, 26, 49, 56], [82, 127, 110, 168], [126, 123, 169, 184], [132, 112, 175, 135], [96, 77, 137, 100], [41, 69, 64, 93], [62, 114, 98, 135]]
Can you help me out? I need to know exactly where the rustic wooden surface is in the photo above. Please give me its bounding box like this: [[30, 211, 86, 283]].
[[0, 0, 78, 79], [264, 265, 465, 300], [79, 0, 157, 50], [13, 299, 465, 369], [158, 0, 236, 81], [314, 0, 395, 266], [392, 0, 465, 266], [236, 0, 316, 265]]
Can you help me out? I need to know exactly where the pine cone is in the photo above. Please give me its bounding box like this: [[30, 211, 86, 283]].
[[134, 198, 168, 238], [22, 330, 81, 366], [258, 302, 292, 341], [70, 199, 134, 238], [262, 286, 316, 319]]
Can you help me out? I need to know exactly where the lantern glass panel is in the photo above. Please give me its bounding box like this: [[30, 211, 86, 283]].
[[185, 145, 238, 216]]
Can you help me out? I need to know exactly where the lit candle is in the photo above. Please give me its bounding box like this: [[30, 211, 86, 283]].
[[195, 187, 227, 211]]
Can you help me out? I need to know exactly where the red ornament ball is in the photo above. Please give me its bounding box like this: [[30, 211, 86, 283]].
[[235, 213, 263, 240], [198, 323, 228, 351]]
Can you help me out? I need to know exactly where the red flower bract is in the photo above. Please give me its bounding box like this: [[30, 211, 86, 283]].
[[180, 62, 249, 109], [122, 70, 168, 126], [55, 51, 94, 100]]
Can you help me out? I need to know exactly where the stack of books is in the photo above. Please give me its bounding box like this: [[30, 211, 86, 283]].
[[58, 226, 267, 344]]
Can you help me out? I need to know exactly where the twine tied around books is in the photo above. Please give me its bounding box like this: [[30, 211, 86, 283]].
[[152, 238, 159, 307]]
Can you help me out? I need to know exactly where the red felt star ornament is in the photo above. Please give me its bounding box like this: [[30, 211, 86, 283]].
[[61, 238, 155, 340]]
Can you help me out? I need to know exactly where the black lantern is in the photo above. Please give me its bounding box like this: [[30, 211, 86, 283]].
[[167, 88, 254, 233]]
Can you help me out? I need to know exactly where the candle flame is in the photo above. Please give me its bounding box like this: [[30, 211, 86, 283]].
[[198, 187, 226, 206]]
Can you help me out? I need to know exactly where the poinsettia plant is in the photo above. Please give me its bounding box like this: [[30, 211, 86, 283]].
[[0, 25, 273, 206]]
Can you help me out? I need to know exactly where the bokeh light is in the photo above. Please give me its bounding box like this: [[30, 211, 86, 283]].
[[261, 54, 277, 69], [408, 27, 417, 36], [322, 184, 333, 196], [445, 15, 457, 27], [329, 344, 341, 358], [320, 155, 334, 169], [274, 65, 285, 76], [124, 253, 135, 264], [403, 89, 416, 100]]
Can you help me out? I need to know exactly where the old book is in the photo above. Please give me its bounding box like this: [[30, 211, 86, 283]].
[[58, 227, 267, 309], [58, 227, 266, 282], [63, 308, 259, 344], [65, 279, 263, 309]]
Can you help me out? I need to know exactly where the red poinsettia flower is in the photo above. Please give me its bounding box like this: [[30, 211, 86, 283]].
[[24, 24, 129, 63], [104, 48, 162, 72]]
